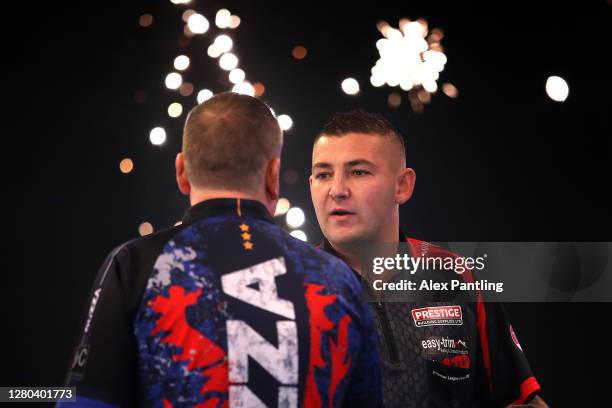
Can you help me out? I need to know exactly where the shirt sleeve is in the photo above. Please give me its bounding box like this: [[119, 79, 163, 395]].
[[476, 302, 542, 407], [56, 245, 138, 408]]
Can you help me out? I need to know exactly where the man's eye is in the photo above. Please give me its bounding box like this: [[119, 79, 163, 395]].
[[352, 169, 370, 176], [315, 173, 330, 180]]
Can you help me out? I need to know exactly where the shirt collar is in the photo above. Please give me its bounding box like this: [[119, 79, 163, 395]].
[[182, 198, 274, 225], [321, 227, 408, 255]]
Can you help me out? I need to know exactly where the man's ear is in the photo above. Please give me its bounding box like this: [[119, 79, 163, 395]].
[[265, 157, 281, 202], [396, 167, 416, 205], [175, 153, 191, 196]]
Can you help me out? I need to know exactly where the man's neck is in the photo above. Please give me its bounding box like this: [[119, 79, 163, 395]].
[[190, 188, 256, 206], [328, 242, 366, 275], [327, 217, 401, 276]]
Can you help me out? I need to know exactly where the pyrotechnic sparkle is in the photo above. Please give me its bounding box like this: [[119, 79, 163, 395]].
[[371, 18, 452, 111]]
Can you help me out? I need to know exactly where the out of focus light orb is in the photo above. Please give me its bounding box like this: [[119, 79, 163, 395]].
[[286, 207, 305, 228], [197, 89, 213, 103], [545, 76, 569, 102], [150, 127, 166, 145], [165, 72, 182, 90], [290, 230, 307, 242], [174, 55, 190, 71], [275, 198, 291, 216], [341, 78, 360, 95], [168, 102, 183, 118], [219, 53, 238, 71], [278, 114, 293, 131], [187, 13, 209, 34], [119, 158, 134, 174]]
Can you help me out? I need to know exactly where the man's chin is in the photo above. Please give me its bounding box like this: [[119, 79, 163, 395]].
[[324, 229, 364, 247]]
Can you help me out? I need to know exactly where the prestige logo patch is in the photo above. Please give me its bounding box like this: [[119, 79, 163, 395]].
[[411, 305, 463, 327]]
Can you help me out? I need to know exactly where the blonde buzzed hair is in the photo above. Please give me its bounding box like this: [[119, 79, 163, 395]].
[[183, 92, 282, 192]]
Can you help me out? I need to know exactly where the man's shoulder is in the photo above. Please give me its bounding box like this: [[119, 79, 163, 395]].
[[118, 224, 184, 255], [99, 224, 186, 275]]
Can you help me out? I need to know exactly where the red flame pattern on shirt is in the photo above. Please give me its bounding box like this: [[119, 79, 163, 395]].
[[151, 285, 228, 408], [304, 283, 352, 407]]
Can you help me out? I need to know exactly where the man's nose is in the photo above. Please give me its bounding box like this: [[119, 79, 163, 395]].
[[329, 175, 350, 201]]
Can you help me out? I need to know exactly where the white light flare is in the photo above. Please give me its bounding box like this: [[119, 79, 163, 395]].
[[207, 44, 222, 58], [168, 102, 183, 118], [214, 34, 233, 53], [215, 9, 231, 28], [149, 127, 167, 145], [219, 53, 238, 71], [197, 89, 213, 103], [165, 72, 182, 90], [174, 55, 190, 71], [274, 198, 291, 216], [371, 18, 447, 99], [187, 13, 209, 34], [232, 81, 255, 96], [290, 230, 307, 242], [229, 68, 246, 84], [341, 78, 360, 95], [545, 76, 569, 102], [277, 114, 293, 131], [286, 207, 305, 228]]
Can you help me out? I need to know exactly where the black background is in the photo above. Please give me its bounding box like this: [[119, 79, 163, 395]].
[[2, 1, 610, 406]]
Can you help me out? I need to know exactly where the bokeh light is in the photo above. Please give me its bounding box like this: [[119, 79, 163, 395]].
[[119, 158, 134, 174], [165, 72, 182, 90], [545, 76, 569, 102], [149, 127, 167, 145], [274, 198, 291, 216], [286, 207, 305, 228], [341, 78, 360, 95], [173, 55, 190, 71], [277, 114, 293, 131]]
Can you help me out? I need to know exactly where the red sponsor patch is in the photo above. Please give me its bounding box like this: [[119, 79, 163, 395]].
[[411, 305, 463, 327], [441, 355, 471, 369]]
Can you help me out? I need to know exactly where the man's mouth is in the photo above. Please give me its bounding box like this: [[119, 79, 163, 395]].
[[329, 208, 355, 220]]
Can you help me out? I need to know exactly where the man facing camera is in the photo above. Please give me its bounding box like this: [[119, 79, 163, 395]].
[[309, 110, 547, 407]]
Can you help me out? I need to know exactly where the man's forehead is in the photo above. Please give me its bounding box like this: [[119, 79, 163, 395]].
[[312, 133, 394, 162]]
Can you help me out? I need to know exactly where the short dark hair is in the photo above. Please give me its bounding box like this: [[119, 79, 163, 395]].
[[183, 92, 282, 192], [315, 109, 406, 157]]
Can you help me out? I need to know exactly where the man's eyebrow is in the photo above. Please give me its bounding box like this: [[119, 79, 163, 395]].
[[312, 162, 332, 170], [346, 159, 376, 167], [312, 160, 376, 170]]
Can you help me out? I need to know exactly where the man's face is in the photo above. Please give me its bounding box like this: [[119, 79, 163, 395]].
[[310, 133, 405, 246]]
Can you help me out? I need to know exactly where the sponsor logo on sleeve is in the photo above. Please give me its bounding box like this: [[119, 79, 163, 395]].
[[71, 345, 90, 378]]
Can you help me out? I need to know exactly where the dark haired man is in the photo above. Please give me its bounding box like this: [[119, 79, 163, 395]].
[[310, 110, 547, 407]]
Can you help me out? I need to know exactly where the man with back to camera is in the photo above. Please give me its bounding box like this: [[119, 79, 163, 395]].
[[309, 109, 548, 407], [58, 93, 382, 407]]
